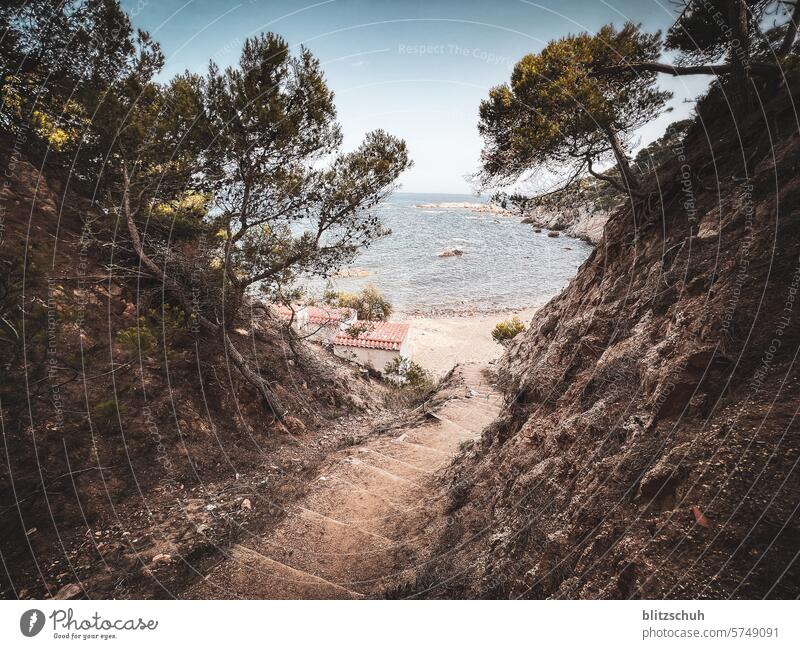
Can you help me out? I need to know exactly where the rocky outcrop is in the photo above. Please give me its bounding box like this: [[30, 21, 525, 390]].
[[416, 202, 510, 215], [521, 204, 610, 244], [420, 85, 800, 599]]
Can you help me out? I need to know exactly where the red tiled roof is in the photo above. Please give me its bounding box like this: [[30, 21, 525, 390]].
[[271, 304, 296, 322], [307, 305, 355, 325], [334, 322, 409, 351]]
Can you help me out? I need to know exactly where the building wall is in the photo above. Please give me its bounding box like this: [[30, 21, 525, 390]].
[[399, 337, 414, 360], [332, 345, 399, 372]]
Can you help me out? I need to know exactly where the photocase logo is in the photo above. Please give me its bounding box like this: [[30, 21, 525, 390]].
[[20, 609, 45, 637]]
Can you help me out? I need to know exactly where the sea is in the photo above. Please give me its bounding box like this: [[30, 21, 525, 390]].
[[309, 192, 593, 316]]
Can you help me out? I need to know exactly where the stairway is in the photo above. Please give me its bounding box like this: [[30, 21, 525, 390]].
[[185, 363, 504, 599]]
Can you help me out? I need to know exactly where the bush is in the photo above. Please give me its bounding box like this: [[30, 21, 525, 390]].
[[344, 322, 374, 339], [384, 356, 430, 387], [117, 319, 156, 357], [116, 306, 192, 359], [383, 356, 436, 408], [491, 316, 525, 346], [325, 283, 392, 321]]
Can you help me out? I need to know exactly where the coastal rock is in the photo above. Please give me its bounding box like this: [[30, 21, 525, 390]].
[[416, 202, 510, 216], [518, 204, 610, 244], [438, 248, 464, 258]]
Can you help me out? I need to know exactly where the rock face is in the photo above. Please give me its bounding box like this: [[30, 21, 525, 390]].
[[423, 88, 800, 598]]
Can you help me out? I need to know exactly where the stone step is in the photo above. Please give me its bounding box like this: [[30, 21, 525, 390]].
[[302, 476, 410, 537], [195, 543, 362, 599], [258, 508, 398, 593], [397, 424, 472, 455], [352, 446, 433, 481], [375, 438, 451, 472]]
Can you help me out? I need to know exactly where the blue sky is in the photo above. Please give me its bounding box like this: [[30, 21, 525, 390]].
[[122, 0, 711, 194]]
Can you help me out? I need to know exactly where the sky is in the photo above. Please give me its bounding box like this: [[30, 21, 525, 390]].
[[121, 0, 712, 194]]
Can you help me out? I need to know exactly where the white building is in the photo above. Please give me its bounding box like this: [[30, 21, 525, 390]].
[[332, 322, 413, 371]]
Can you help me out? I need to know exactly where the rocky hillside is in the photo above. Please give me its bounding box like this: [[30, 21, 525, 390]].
[[418, 82, 800, 598], [0, 146, 386, 599]]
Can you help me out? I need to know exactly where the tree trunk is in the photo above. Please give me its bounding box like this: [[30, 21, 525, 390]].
[[779, 1, 800, 56], [223, 331, 288, 421], [602, 126, 640, 193], [120, 164, 287, 421], [729, 0, 751, 109]]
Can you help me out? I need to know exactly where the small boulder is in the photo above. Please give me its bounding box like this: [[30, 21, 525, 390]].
[[151, 553, 172, 567], [283, 415, 306, 434], [438, 248, 464, 258], [53, 583, 82, 600]]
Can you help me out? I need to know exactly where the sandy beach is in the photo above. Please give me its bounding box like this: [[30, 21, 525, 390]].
[[401, 307, 540, 375]]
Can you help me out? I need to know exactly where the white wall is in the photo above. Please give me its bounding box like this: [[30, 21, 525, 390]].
[[332, 345, 400, 372]]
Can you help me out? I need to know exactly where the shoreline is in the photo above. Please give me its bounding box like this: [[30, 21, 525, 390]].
[[400, 306, 540, 375], [396, 301, 547, 320]]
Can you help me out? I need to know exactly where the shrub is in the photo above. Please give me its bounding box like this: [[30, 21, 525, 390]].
[[325, 283, 392, 321], [383, 356, 436, 408], [116, 306, 191, 359], [117, 318, 156, 357], [93, 399, 126, 433], [384, 356, 429, 387], [491, 316, 525, 346]]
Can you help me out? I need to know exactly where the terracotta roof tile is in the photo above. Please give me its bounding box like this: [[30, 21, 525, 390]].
[[271, 304, 296, 321], [334, 322, 410, 351]]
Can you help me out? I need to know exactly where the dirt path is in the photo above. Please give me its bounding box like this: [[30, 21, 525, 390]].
[[184, 363, 502, 599]]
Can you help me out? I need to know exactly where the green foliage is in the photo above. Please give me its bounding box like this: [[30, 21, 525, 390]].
[[345, 322, 374, 338], [117, 319, 156, 357], [477, 23, 670, 193], [383, 357, 431, 387], [665, 0, 767, 64], [116, 306, 192, 359], [2, 2, 411, 341], [201, 33, 411, 313], [492, 317, 525, 346], [492, 118, 693, 215], [1, 0, 164, 153], [150, 192, 212, 241], [325, 284, 393, 321], [382, 357, 436, 409], [93, 399, 126, 433]]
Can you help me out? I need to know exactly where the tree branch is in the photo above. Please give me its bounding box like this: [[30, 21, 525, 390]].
[[586, 157, 644, 197], [596, 61, 781, 77]]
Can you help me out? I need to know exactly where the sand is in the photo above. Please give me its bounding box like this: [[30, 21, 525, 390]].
[[401, 307, 540, 376]]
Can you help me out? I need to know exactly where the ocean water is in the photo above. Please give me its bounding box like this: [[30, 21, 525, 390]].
[[313, 192, 592, 315]]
